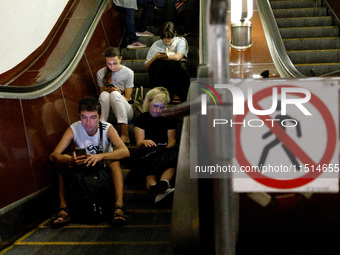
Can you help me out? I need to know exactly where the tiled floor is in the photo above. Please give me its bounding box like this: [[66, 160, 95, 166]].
[[229, 6, 280, 79]]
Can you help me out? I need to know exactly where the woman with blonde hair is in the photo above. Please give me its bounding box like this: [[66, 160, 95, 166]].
[[134, 87, 178, 202]]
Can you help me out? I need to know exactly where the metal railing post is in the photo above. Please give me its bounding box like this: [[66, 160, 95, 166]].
[[206, 1, 239, 254]]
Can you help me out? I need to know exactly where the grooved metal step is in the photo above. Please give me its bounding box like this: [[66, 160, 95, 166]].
[[272, 7, 327, 18], [122, 48, 150, 60], [122, 59, 147, 73], [279, 26, 339, 39], [283, 37, 340, 51], [137, 36, 161, 46], [134, 73, 150, 87], [270, 0, 321, 9], [275, 16, 333, 28], [295, 63, 340, 76], [287, 49, 340, 64]]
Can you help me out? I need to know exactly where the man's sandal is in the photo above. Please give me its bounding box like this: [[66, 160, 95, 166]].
[[49, 207, 70, 228], [111, 205, 127, 226]]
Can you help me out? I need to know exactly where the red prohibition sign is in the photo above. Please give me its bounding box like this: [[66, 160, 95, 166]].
[[235, 85, 337, 189]]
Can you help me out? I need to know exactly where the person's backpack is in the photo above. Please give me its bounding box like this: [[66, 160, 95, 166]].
[[60, 122, 115, 223], [61, 163, 115, 223]]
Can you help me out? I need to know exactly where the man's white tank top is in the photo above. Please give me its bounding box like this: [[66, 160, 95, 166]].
[[71, 121, 112, 154]]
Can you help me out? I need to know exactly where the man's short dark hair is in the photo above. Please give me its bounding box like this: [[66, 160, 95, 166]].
[[79, 97, 101, 116]]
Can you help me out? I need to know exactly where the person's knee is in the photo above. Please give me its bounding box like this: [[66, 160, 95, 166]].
[[99, 91, 110, 102], [150, 59, 165, 72], [109, 91, 122, 102], [108, 160, 122, 173], [168, 60, 182, 71], [108, 91, 123, 108], [167, 60, 178, 66]]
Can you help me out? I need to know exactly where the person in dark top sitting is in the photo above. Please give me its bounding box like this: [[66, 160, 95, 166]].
[[134, 87, 178, 202], [144, 21, 190, 103]]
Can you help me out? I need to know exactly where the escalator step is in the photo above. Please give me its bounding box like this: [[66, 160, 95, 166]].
[[283, 37, 340, 51], [275, 16, 333, 28], [272, 7, 327, 18], [287, 49, 340, 64], [279, 26, 339, 39], [270, 0, 321, 9]]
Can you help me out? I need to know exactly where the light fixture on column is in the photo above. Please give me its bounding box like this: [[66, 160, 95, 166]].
[[230, 0, 253, 49]]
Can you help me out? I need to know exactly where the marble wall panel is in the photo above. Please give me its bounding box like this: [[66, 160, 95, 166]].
[[21, 89, 69, 190], [85, 20, 111, 86], [0, 99, 35, 208]]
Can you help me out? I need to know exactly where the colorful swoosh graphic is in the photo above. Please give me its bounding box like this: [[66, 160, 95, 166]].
[[197, 82, 223, 106]]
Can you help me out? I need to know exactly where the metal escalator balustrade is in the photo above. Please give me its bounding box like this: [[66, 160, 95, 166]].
[[270, 0, 340, 77], [0, 0, 110, 99]]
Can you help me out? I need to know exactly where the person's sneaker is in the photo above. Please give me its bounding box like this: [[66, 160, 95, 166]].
[[155, 188, 175, 203], [136, 30, 154, 37], [158, 180, 170, 193], [127, 41, 147, 48], [149, 184, 159, 194]]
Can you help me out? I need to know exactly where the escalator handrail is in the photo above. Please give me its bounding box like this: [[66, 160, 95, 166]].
[[0, 0, 109, 100], [255, 0, 305, 78], [320, 69, 340, 77]]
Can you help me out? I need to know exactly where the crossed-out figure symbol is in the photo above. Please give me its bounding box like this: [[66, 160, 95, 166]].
[[258, 111, 301, 171]]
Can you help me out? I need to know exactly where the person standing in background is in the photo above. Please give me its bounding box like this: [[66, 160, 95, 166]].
[[113, 0, 155, 48], [136, 0, 156, 37]]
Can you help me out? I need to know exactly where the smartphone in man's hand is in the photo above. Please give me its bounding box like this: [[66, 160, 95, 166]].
[[75, 148, 86, 157]]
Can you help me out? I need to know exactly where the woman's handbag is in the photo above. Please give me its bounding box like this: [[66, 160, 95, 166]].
[[132, 86, 144, 121]]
